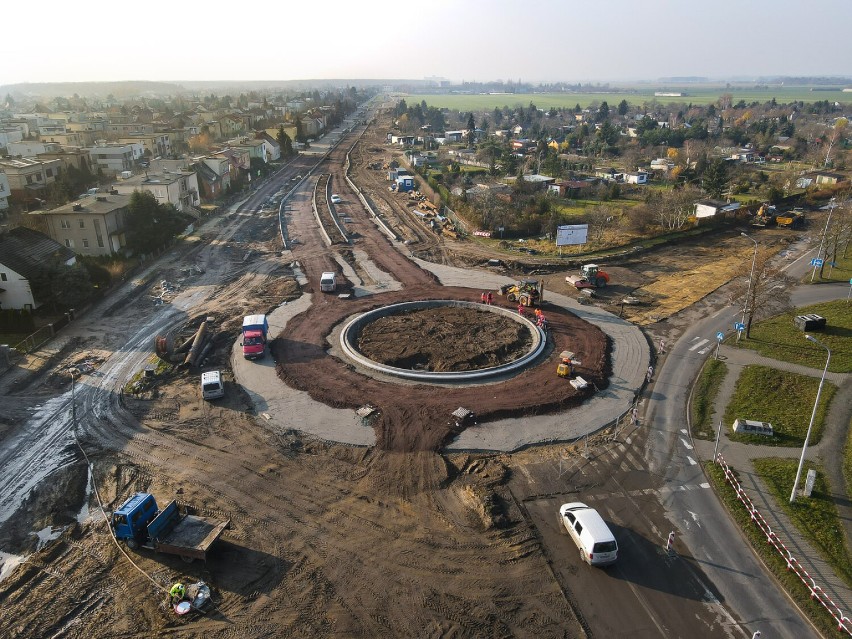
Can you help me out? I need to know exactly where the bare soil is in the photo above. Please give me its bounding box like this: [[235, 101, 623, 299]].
[[357, 306, 533, 371], [0, 112, 804, 639]]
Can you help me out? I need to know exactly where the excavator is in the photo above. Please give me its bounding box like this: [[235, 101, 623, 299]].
[[750, 203, 776, 228], [566, 264, 611, 289]]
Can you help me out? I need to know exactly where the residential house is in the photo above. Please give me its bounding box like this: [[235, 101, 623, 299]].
[[112, 170, 200, 213], [254, 131, 281, 161], [193, 156, 231, 201], [88, 142, 145, 174], [0, 227, 77, 309], [511, 139, 536, 154], [445, 130, 466, 143], [37, 193, 131, 256], [6, 141, 62, 157], [231, 138, 268, 164], [549, 180, 594, 198], [390, 134, 415, 146], [0, 171, 10, 211], [623, 171, 648, 185], [694, 199, 741, 219], [39, 131, 90, 147], [0, 127, 25, 150], [116, 133, 170, 158], [66, 118, 107, 135], [37, 148, 95, 176], [106, 122, 155, 137], [594, 167, 623, 182], [505, 174, 556, 190], [220, 114, 245, 138], [0, 157, 62, 203]]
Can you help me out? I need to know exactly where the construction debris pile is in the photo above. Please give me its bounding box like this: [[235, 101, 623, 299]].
[[155, 318, 220, 368]]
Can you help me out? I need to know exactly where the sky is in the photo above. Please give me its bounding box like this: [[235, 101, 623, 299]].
[[2, 0, 851, 85]]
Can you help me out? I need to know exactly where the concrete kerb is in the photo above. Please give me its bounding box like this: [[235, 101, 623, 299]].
[[339, 300, 546, 382]]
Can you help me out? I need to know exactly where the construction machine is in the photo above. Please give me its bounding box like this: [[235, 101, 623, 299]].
[[499, 279, 542, 306], [750, 204, 776, 228], [566, 264, 611, 289]]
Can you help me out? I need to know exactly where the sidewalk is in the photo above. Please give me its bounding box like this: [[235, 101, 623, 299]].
[[693, 344, 852, 615]]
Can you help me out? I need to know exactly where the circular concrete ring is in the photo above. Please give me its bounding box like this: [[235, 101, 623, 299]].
[[339, 300, 546, 382]]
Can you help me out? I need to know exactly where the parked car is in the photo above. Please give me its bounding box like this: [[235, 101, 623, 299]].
[[331, 194, 342, 204]]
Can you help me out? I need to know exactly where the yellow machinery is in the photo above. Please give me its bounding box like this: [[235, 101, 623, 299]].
[[499, 279, 542, 307]]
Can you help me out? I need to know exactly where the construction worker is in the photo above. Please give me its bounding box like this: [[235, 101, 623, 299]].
[[480, 292, 487, 304], [517, 303, 525, 316], [486, 292, 493, 305], [170, 583, 185, 604]]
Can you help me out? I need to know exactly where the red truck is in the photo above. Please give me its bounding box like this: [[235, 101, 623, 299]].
[[241, 314, 268, 359]]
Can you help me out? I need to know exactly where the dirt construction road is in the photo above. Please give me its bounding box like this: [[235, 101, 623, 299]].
[[0, 106, 804, 638]]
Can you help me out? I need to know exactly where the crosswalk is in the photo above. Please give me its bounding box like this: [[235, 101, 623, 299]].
[[556, 429, 710, 502], [688, 337, 713, 354]]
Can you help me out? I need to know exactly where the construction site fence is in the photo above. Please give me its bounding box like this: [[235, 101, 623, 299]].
[[715, 453, 852, 635]]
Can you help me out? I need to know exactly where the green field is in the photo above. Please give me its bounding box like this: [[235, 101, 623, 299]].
[[402, 87, 852, 111]]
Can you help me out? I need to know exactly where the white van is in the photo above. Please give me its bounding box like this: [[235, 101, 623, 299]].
[[559, 502, 618, 566], [200, 371, 225, 400], [320, 272, 337, 292]]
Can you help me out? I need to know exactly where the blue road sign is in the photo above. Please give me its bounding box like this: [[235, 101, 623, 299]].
[[716, 331, 724, 341], [735, 322, 745, 331], [810, 258, 824, 267]]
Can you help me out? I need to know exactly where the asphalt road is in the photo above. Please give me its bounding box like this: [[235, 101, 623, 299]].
[[647, 240, 846, 639]]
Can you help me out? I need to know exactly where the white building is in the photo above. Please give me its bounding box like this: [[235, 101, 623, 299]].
[[0, 171, 10, 211], [88, 142, 145, 174], [6, 141, 62, 157]]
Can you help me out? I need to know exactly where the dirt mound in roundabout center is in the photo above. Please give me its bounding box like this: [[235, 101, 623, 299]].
[[357, 306, 533, 372]]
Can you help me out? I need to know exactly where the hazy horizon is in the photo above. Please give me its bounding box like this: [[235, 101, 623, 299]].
[[2, 0, 850, 85]]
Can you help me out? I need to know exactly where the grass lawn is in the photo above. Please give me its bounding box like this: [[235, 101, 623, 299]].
[[704, 461, 847, 637], [753, 458, 852, 589], [723, 365, 836, 446], [736, 300, 852, 373], [845, 417, 852, 517], [810, 249, 852, 284], [690, 359, 727, 440]]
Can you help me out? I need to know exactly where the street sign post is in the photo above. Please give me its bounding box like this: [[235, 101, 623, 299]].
[[810, 258, 823, 267], [715, 331, 724, 360]]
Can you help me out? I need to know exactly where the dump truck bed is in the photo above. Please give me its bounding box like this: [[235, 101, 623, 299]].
[[148, 500, 230, 561]]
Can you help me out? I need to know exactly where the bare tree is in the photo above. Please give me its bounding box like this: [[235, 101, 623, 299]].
[[651, 186, 701, 231], [584, 205, 615, 244], [728, 251, 794, 338], [824, 117, 849, 168]]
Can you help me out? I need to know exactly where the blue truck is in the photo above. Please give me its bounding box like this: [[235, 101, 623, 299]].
[[111, 493, 230, 563]]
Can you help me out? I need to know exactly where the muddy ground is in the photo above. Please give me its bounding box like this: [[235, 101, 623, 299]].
[[0, 111, 813, 638], [357, 306, 533, 371]]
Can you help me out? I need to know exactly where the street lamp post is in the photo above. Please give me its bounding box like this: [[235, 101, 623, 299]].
[[789, 334, 831, 503], [738, 232, 758, 342], [810, 198, 836, 282]]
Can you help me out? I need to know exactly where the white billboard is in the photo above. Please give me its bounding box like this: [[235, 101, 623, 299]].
[[556, 224, 588, 247]]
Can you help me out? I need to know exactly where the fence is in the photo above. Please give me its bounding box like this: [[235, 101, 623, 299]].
[[715, 454, 851, 635], [12, 312, 73, 355]]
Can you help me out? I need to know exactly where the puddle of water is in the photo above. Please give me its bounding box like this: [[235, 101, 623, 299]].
[[0, 550, 26, 583], [32, 525, 65, 550], [77, 464, 93, 525]]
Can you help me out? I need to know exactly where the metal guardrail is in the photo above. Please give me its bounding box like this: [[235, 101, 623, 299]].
[[716, 454, 852, 635]]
